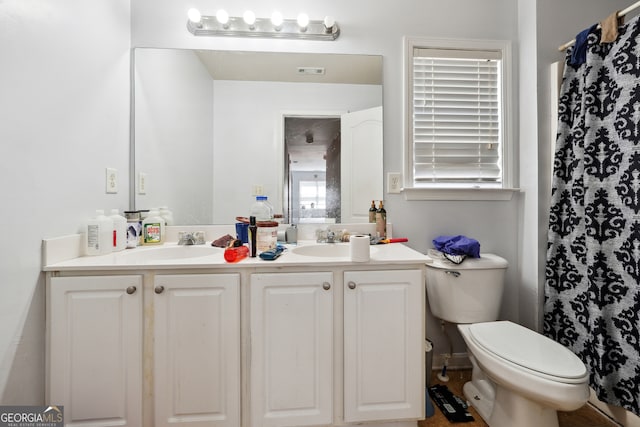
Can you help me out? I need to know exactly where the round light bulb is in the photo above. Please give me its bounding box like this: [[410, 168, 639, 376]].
[[216, 9, 229, 25], [271, 11, 283, 28], [187, 8, 202, 24], [243, 10, 256, 26], [297, 13, 310, 29], [323, 16, 335, 29]]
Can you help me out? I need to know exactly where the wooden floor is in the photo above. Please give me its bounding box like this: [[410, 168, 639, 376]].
[[420, 369, 621, 427]]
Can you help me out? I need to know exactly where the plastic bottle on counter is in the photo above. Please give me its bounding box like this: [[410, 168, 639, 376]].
[[368, 200, 377, 223], [124, 210, 141, 248], [250, 196, 272, 221], [159, 206, 174, 226], [109, 209, 127, 252], [375, 200, 387, 239], [85, 210, 113, 256], [142, 208, 165, 245], [224, 245, 249, 263], [248, 216, 258, 258]]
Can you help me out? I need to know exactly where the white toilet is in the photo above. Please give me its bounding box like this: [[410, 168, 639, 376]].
[[426, 253, 589, 427]]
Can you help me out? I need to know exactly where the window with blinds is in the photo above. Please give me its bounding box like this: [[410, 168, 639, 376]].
[[410, 46, 504, 188]]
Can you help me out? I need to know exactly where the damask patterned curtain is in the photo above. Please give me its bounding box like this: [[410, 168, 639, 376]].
[[544, 16, 640, 415]]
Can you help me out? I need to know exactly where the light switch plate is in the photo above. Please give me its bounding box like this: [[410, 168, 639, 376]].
[[106, 168, 118, 194], [387, 172, 402, 194], [252, 185, 264, 196]]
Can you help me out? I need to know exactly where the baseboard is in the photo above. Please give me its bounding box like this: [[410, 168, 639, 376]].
[[431, 352, 471, 371]]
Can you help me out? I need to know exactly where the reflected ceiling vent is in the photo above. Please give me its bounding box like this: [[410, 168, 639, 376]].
[[297, 67, 325, 75]]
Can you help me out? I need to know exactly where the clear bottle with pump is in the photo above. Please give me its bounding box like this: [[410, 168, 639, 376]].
[[109, 209, 127, 252], [142, 208, 165, 245]]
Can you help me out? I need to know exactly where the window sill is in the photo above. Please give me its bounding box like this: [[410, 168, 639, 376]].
[[401, 187, 519, 201]]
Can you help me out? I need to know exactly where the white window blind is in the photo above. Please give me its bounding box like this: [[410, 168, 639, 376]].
[[411, 47, 503, 188]]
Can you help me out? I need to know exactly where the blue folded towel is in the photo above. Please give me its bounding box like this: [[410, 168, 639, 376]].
[[569, 24, 597, 66], [433, 235, 481, 258]]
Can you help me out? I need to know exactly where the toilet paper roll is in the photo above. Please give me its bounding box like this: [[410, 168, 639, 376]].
[[350, 234, 371, 262]]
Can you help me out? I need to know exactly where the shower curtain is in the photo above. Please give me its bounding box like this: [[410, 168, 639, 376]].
[[544, 15, 640, 416]]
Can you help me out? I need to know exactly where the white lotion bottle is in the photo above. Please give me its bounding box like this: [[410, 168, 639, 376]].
[[109, 209, 127, 252], [86, 210, 113, 256]]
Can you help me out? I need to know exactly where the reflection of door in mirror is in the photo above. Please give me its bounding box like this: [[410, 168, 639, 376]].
[[284, 107, 383, 225], [285, 116, 340, 224]]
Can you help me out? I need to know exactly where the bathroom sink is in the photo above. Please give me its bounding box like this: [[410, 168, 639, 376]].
[[292, 243, 377, 258], [115, 245, 222, 263]]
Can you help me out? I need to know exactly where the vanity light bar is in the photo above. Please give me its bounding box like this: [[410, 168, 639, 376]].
[[186, 11, 340, 40]]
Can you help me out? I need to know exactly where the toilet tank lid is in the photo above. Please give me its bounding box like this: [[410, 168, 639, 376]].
[[426, 252, 508, 270]]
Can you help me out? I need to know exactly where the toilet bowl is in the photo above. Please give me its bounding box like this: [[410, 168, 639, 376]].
[[458, 321, 589, 427], [425, 253, 589, 427]]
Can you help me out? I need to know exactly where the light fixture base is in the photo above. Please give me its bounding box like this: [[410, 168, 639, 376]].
[[187, 16, 340, 40]]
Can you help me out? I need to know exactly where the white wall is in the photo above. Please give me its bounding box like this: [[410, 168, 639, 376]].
[[0, 0, 131, 403]]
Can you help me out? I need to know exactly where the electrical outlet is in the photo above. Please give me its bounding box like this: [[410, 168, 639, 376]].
[[106, 168, 118, 194], [252, 185, 264, 196], [138, 172, 147, 195], [387, 172, 402, 194]]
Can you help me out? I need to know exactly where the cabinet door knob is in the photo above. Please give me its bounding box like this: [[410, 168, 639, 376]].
[[126, 286, 137, 295], [322, 282, 331, 290], [154, 285, 165, 294], [347, 281, 356, 290]]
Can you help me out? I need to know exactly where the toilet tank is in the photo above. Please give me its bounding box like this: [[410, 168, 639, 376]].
[[426, 253, 508, 324]]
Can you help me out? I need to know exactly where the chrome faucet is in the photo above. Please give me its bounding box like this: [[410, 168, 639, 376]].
[[178, 231, 205, 245], [316, 228, 337, 243]]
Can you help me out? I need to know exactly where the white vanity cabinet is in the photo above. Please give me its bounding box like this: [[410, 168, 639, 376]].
[[250, 272, 334, 427], [343, 270, 424, 423], [153, 273, 241, 427], [47, 273, 240, 427], [249, 269, 424, 427], [47, 275, 143, 427], [44, 235, 427, 427]]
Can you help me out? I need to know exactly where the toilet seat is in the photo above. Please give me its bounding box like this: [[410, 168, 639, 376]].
[[468, 321, 587, 384]]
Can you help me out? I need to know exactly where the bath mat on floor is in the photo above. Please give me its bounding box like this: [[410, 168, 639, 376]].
[[428, 384, 474, 423]]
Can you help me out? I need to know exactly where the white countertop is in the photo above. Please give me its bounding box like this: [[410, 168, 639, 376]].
[[42, 239, 429, 272]]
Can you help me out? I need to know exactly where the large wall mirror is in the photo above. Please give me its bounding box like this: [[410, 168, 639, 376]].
[[133, 48, 383, 225]]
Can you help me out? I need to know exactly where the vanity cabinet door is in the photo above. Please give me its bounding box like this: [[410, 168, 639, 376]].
[[250, 272, 333, 427], [47, 275, 143, 427], [343, 269, 424, 422], [153, 274, 240, 427]]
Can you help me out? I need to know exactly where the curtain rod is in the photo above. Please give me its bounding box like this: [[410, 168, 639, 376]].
[[558, 0, 640, 51]]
